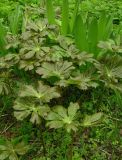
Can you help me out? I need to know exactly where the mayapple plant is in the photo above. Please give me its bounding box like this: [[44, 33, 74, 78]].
[[0, 140, 29, 160], [46, 102, 103, 131], [12, 80, 103, 160]]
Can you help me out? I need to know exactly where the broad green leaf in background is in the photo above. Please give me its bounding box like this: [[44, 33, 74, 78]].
[[61, 0, 69, 35], [98, 12, 113, 41], [0, 21, 6, 54], [88, 17, 98, 54], [8, 5, 22, 35], [74, 15, 88, 51], [70, 0, 80, 33], [46, 0, 55, 24], [105, 15, 113, 40]]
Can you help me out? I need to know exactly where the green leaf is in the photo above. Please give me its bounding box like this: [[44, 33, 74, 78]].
[[58, 74, 98, 90], [0, 21, 6, 54], [46, 0, 55, 24], [13, 100, 50, 124], [82, 112, 103, 127], [98, 12, 107, 41], [19, 81, 60, 102], [61, 0, 69, 35], [98, 12, 113, 41], [9, 153, 18, 160], [8, 5, 22, 35], [68, 103, 79, 120], [0, 151, 8, 160], [15, 142, 29, 155], [70, 0, 80, 33], [95, 55, 122, 81], [46, 103, 80, 132], [104, 15, 113, 40], [0, 141, 28, 160], [36, 61, 74, 80], [88, 18, 98, 53], [46, 121, 64, 129], [74, 15, 88, 51], [53, 105, 67, 118]]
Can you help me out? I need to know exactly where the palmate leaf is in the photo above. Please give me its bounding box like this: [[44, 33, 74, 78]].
[[82, 112, 103, 127], [3, 53, 20, 68], [13, 100, 50, 124], [19, 38, 50, 60], [58, 74, 98, 90], [97, 39, 122, 53], [23, 19, 58, 40], [104, 82, 122, 93], [36, 61, 75, 80], [19, 81, 60, 103], [46, 103, 80, 132], [71, 51, 95, 66], [0, 80, 10, 95], [6, 33, 20, 50], [95, 55, 122, 93], [19, 60, 40, 71], [95, 55, 122, 82], [0, 141, 29, 160]]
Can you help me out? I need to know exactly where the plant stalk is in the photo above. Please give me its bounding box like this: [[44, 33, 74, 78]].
[[67, 131, 74, 160]]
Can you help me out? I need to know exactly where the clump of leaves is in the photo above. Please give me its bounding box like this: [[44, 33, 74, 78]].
[[46, 102, 103, 133]]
